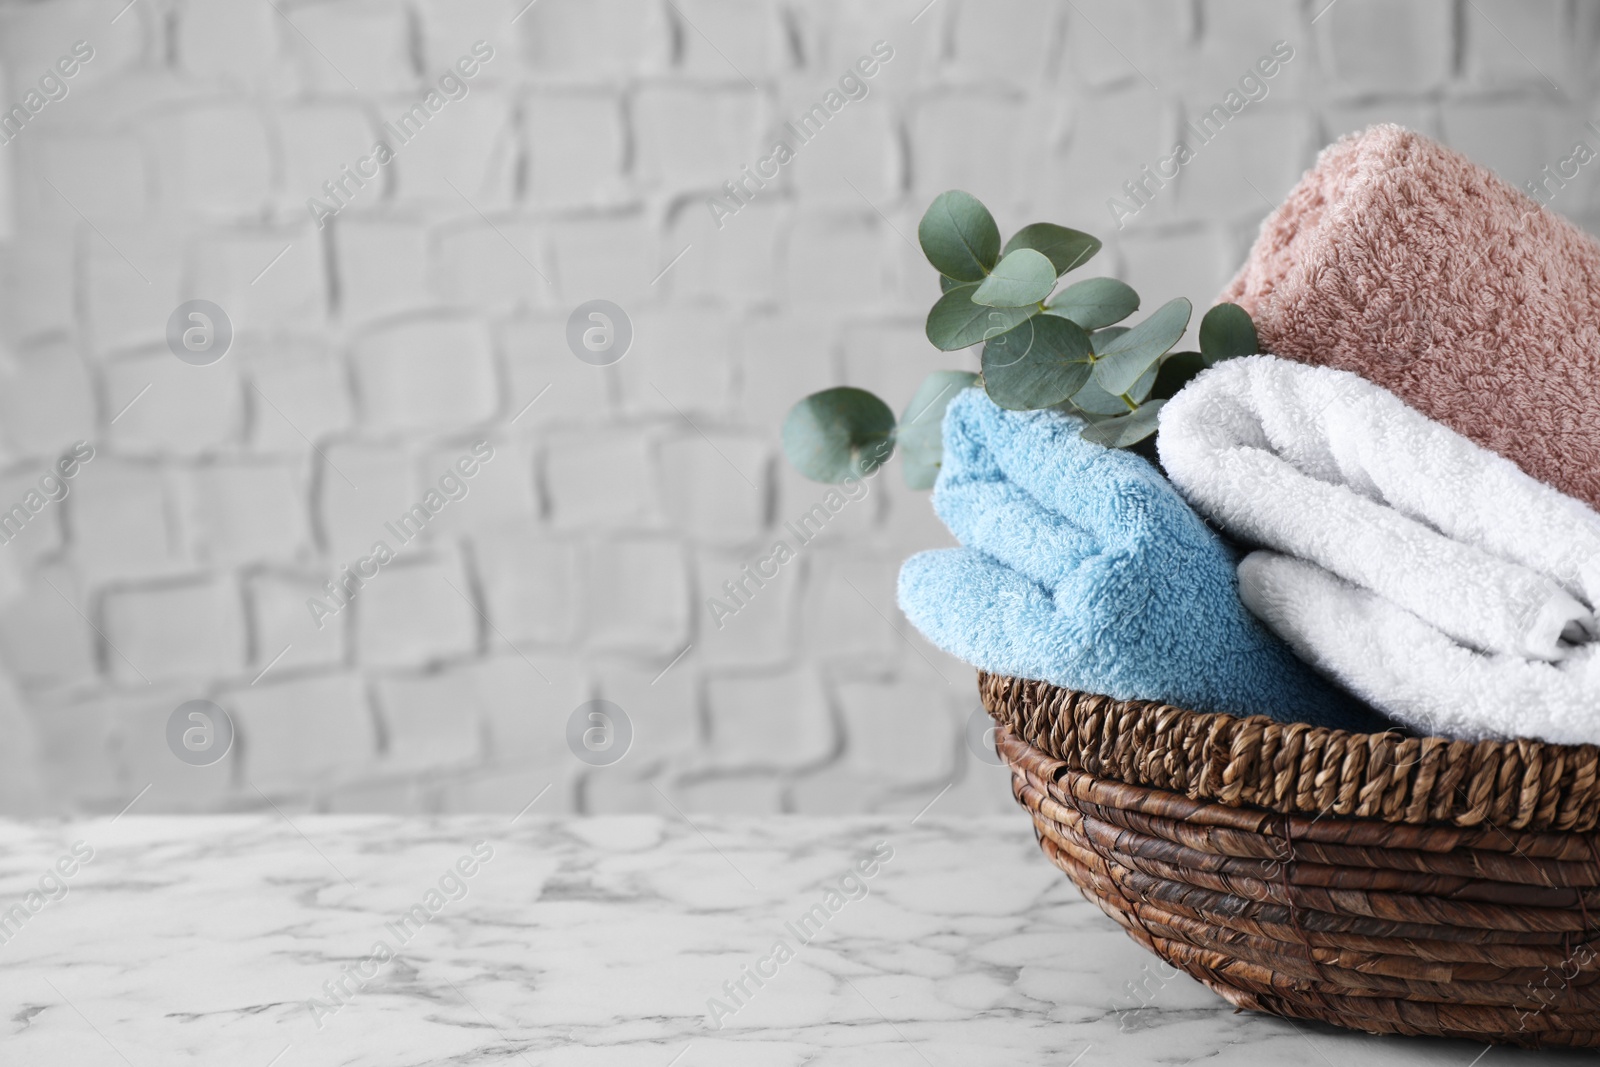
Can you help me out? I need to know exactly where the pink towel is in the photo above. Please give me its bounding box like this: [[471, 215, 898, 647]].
[[1222, 124, 1600, 511]]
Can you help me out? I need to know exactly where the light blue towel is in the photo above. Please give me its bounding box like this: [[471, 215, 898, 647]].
[[897, 388, 1389, 733]]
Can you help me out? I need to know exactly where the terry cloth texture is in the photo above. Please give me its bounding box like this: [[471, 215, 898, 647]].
[[1220, 123, 1600, 512], [1159, 355, 1600, 745], [897, 387, 1385, 733]]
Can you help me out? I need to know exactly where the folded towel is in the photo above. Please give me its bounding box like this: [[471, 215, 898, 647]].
[[897, 388, 1385, 732], [1221, 124, 1600, 512], [1159, 355, 1600, 743], [1237, 553, 1600, 745]]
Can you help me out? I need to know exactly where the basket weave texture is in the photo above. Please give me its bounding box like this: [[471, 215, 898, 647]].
[[981, 671, 1600, 1048]]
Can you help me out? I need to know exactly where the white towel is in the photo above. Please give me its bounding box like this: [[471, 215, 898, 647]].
[[1238, 552, 1600, 743], [1157, 355, 1600, 743]]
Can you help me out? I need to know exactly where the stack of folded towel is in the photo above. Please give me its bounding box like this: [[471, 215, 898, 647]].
[[1159, 356, 1600, 744], [1222, 124, 1600, 512], [900, 124, 1600, 746]]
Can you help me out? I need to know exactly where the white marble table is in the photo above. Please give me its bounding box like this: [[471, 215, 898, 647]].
[[0, 815, 1590, 1066]]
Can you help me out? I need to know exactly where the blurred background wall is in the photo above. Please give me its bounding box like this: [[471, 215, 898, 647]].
[[0, 0, 1594, 815]]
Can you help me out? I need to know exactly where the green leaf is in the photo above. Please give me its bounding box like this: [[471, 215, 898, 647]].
[[1082, 354, 1158, 406], [917, 191, 1001, 282], [1089, 326, 1129, 354], [1002, 223, 1101, 276], [1045, 277, 1140, 330], [925, 283, 1038, 351], [972, 248, 1057, 308], [782, 388, 897, 483], [1080, 400, 1166, 448], [1149, 350, 1207, 401], [1198, 302, 1259, 364], [1070, 376, 1136, 416], [898, 371, 979, 490], [981, 315, 1094, 411], [1126, 360, 1160, 404], [1091, 297, 1192, 396], [939, 274, 962, 293]]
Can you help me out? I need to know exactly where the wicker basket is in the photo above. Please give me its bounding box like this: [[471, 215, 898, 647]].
[[980, 671, 1600, 1048]]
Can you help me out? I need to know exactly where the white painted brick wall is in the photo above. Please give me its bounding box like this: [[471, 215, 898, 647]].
[[226, 672, 376, 792], [247, 570, 348, 671], [101, 577, 248, 684], [350, 318, 499, 432], [353, 551, 478, 666], [0, 0, 1596, 816], [585, 534, 689, 653]]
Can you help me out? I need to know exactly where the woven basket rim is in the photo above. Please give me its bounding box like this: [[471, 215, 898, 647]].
[[979, 672, 1600, 834]]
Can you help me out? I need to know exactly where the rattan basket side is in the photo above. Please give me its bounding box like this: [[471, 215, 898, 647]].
[[981, 672, 1600, 834], [980, 672, 1600, 1049]]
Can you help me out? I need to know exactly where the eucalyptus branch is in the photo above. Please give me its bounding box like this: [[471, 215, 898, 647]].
[[781, 190, 1260, 486]]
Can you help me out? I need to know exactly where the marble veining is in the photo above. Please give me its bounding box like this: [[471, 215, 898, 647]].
[[0, 815, 1588, 1066]]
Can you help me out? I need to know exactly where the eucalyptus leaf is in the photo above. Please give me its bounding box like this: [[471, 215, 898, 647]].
[[899, 371, 979, 489], [981, 315, 1094, 411], [1125, 360, 1160, 404], [1079, 400, 1166, 448], [972, 248, 1057, 308], [1091, 297, 1192, 396], [925, 283, 1038, 351], [1089, 326, 1130, 354], [1198, 302, 1259, 364], [1126, 432, 1161, 465], [1070, 376, 1137, 416], [1002, 223, 1101, 276], [1150, 351, 1206, 401], [782, 388, 897, 484], [1045, 277, 1140, 330], [1084, 359, 1157, 406], [917, 191, 1001, 282], [939, 274, 961, 293]]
